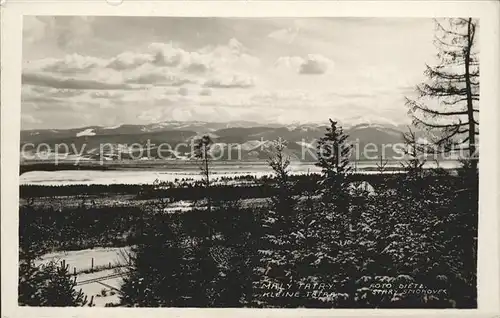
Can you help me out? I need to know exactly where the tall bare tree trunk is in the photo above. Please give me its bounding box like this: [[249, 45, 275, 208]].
[[464, 18, 477, 171]]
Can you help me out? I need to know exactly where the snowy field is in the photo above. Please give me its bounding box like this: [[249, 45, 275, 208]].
[[35, 247, 132, 307], [74, 269, 124, 307], [36, 247, 132, 271]]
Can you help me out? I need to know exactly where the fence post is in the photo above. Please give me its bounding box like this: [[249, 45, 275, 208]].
[[91, 258, 94, 270]]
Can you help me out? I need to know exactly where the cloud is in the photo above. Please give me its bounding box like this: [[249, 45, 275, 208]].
[[251, 90, 312, 104], [149, 40, 259, 77], [151, 50, 183, 67], [124, 73, 167, 85], [24, 37, 259, 92], [22, 73, 134, 90], [22, 114, 42, 125], [268, 27, 300, 44], [136, 98, 196, 122], [48, 89, 86, 98], [23, 17, 50, 44], [22, 85, 85, 98], [148, 43, 186, 66], [136, 101, 235, 123], [125, 71, 193, 86], [104, 86, 192, 110], [183, 62, 210, 74], [178, 87, 189, 96], [199, 88, 212, 96], [89, 91, 124, 99], [41, 54, 104, 74], [24, 16, 96, 50], [227, 38, 245, 52], [274, 56, 303, 70], [22, 95, 65, 106], [299, 55, 333, 74], [22, 85, 115, 113], [21, 37, 265, 128], [204, 74, 255, 89], [275, 54, 334, 75], [106, 51, 152, 70], [20, 17, 439, 129], [149, 43, 213, 74]]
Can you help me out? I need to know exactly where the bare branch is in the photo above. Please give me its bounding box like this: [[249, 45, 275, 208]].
[[435, 19, 468, 37], [411, 115, 469, 129]]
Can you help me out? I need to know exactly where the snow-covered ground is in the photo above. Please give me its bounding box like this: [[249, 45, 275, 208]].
[[164, 200, 195, 213], [36, 247, 132, 272], [76, 128, 97, 137], [36, 247, 132, 307], [75, 269, 124, 307]]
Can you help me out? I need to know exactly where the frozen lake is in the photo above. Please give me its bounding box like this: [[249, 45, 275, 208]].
[[20, 166, 317, 186], [19, 161, 461, 186]]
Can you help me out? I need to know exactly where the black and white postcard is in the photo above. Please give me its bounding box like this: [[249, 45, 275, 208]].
[[1, 1, 499, 317]]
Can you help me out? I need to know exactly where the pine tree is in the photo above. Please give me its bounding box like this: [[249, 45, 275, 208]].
[[19, 259, 92, 307], [119, 213, 191, 307], [313, 119, 356, 306], [406, 18, 479, 171], [315, 119, 352, 208], [194, 135, 213, 191], [400, 127, 428, 198], [401, 127, 427, 178], [254, 138, 303, 307], [266, 138, 296, 228], [193, 134, 215, 241], [191, 243, 223, 307], [120, 203, 224, 307], [375, 155, 389, 174]]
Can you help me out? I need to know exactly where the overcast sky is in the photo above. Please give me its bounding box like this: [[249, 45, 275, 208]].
[[21, 17, 437, 130]]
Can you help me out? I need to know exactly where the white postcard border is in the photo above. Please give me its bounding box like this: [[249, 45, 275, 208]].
[[1, 1, 499, 317]]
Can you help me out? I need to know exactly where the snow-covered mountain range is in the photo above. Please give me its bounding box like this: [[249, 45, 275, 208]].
[[20, 121, 414, 162]]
